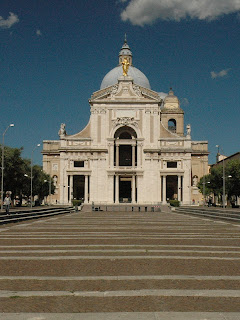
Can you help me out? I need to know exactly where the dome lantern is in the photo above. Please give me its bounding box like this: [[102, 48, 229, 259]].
[[100, 38, 151, 90], [119, 34, 132, 66]]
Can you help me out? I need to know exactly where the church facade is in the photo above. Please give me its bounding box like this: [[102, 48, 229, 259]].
[[42, 40, 208, 206]]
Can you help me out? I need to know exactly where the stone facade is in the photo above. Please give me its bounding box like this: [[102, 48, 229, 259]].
[[42, 40, 208, 206]]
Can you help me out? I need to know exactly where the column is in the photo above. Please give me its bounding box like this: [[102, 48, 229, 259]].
[[60, 160, 65, 205], [132, 145, 135, 167], [63, 174, 68, 205], [116, 145, 119, 167], [132, 175, 136, 203], [69, 175, 73, 203], [162, 175, 167, 204], [84, 175, 88, 203], [115, 175, 119, 203], [109, 143, 114, 167], [138, 143, 143, 166], [108, 175, 114, 203], [88, 176, 92, 202], [178, 175, 181, 202], [159, 174, 162, 202]]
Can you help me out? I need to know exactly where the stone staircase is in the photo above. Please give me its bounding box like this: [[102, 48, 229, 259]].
[[0, 209, 240, 319]]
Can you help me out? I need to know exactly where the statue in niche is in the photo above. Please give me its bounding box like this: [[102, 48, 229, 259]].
[[122, 57, 130, 76], [58, 123, 66, 137], [53, 175, 58, 187], [193, 175, 198, 187]]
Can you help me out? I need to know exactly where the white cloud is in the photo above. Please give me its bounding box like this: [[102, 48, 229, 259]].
[[120, 0, 240, 26], [0, 12, 19, 29], [36, 29, 42, 36], [211, 68, 231, 79]]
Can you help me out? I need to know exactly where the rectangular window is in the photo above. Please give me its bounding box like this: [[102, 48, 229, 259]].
[[74, 161, 84, 167], [167, 161, 177, 168]]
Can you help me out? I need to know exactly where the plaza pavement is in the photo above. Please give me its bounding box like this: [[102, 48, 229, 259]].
[[0, 207, 240, 319]]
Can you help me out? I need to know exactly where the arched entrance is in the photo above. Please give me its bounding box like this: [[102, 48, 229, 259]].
[[113, 126, 137, 203], [114, 126, 137, 167]]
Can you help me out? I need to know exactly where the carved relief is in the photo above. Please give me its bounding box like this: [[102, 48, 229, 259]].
[[68, 141, 91, 146], [91, 107, 106, 114], [52, 163, 58, 171], [165, 141, 179, 146], [133, 85, 142, 97], [112, 117, 138, 128], [111, 85, 119, 95]]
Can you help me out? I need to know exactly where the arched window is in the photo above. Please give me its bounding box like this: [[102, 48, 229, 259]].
[[119, 132, 132, 139], [114, 126, 137, 139], [168, 119, 176, 132], [114, 126, 137, 167]]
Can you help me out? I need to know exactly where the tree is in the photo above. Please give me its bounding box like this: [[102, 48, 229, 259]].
[[31, 165, 55, 203], [197, 174, 212, 196], [0, 145, 55, 204], [0, 146, 28, 200], [225, 160, 240, 200], [198, 159, 240, 205]]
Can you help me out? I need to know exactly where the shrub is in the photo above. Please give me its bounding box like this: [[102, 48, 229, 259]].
[[72, 200, 83, 207], [169, 200, 180, 207]]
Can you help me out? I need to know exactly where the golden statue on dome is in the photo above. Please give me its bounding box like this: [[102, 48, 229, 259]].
[[122, 57, 130, 76]]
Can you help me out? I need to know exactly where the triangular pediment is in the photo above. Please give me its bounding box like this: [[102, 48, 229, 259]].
[[90, 77, 161, 103]]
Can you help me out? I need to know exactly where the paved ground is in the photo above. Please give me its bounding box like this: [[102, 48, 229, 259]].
[[0, 208, 240, 319]]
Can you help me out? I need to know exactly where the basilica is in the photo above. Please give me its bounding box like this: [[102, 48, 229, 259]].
[[42, 39, 208, 206]]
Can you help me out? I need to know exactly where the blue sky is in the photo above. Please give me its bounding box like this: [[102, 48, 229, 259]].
[[1, 0, 240, 165]]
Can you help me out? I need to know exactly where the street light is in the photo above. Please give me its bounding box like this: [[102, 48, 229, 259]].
[[31, 144, 41, 208], [1, 124, 14, 212], [216, 145, 225, 209]]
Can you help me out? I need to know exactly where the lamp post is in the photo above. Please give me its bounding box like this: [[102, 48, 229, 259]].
[[31, 144, 40, 208], [216, 145, 225, 209], [1, 124, 14, 212]]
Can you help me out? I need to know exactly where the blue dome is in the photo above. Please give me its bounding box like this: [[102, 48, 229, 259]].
[[100, 65, 151, 90]]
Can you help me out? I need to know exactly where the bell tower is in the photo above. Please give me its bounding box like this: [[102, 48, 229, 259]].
[[161, 88, 185, 136]]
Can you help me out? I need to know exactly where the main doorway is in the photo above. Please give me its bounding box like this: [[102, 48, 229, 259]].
[[166, 175, 178, 200], [73, 175, 84, 200], [119, 176, 132, 203]]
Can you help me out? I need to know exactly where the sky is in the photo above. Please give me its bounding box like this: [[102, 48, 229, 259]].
[[1, 0, 240, 166]]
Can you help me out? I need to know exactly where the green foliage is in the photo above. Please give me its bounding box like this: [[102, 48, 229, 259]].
[[72, 199, 83, 207], [197, 174, 212, 196], [0, 146, 28, 199], [169, 200, 180, 207], [0, 145, 55, 203], [198, 159, 240, 201], [31, 165, 55, 202], [225, 160, 240, 198]]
